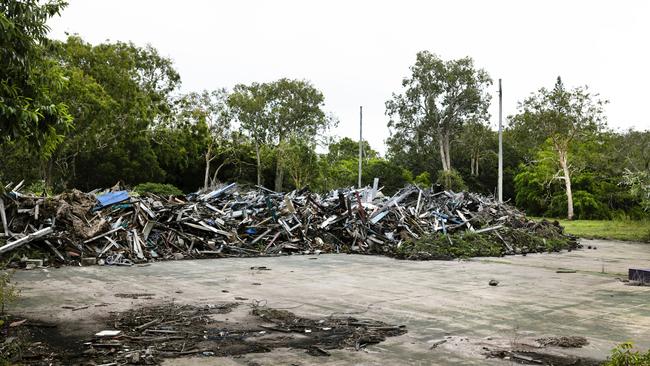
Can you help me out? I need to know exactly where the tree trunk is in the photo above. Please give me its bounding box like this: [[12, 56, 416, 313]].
[[438, 136, 449, 172], [470, 157, 475, 175], [44, 157, 54, 191], [274, 138, 284, 192], [274, 158, 284, 192], [558, 150, 574, 220], [255, 141, 262, 186], [475, 155, 479, 176], [203, 145, 212, 190], [443, 133, 452, 172], [211, 161, 227, 187]]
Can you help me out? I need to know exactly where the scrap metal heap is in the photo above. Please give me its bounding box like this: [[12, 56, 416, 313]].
[[0, 181, 576, 266]]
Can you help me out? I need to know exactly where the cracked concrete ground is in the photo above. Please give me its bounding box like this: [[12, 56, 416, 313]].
[[10, 238, 650, 365]]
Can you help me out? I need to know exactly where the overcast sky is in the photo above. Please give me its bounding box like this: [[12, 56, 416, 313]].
[[48, 0, 649, 155]]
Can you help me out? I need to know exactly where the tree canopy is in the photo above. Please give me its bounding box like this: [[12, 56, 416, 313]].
[[0, 5, 647, 221], [386, 52, 492, 174]]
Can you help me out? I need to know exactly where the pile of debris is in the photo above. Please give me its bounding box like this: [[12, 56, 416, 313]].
[[0, 180, 577, 267], [0, 302, 407, 364]]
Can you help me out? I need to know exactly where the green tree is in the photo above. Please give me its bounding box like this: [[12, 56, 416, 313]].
[[386, 51, 492, 174], [45, 36, 180, 190], [230, 79, 334, 191], [264, 79, 333, 191], [0, 0, 72, 165], [279, 136, 319, 189], [510, 77, 606, 219], [623, 169, 650, 212], [325, 137, 377, 163], [363, 158, 412, 195], [174, 90, 232, 190], [457, 119, 494, 177], [228, 82, 269, 186]]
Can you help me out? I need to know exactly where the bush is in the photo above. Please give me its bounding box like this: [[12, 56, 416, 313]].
[[413, 171, 431, 188], [362, 158, 411, 195], [435, 169, 467, 191], [24, 180, 50, 196], [605, 343, 650, 366], [133, 182, 183, 196], [0, 271, 20, 316]]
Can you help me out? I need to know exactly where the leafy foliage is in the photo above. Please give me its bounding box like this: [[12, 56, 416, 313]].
[[0, 0, 73, 157], [509, 77, 606, 219], [386, 51, 492, 173], [623, 169, 650, 212], [133, 182, 183, 196], [436, 169, 467, 191], [413, 171, 431, 188], [0, 271, 20, 315], [606, 343, 650, 366], [0, 13, 647, 223]]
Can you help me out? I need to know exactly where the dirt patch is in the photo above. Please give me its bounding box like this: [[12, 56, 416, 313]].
[[2, 302, 406, 365]]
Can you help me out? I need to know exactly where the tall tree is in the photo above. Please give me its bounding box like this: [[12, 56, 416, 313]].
[[0, 0, 72, 161], [228, 83, 268, 186], [230, 79, 333, 191], [264, 79, 332, 192], [174, 90, 231, 190], [325, 137, 377, 163], [44, 36, 181, 189], [510, 77, 606, 219], [458, 119, 494, 176], [386, 51, 491, 173], [279, 136, 319, 189]]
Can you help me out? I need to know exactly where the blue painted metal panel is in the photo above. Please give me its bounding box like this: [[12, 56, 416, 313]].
[[96, 190, 130, 208]]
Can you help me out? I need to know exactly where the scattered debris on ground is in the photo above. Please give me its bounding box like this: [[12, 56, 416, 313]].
[[486, 349, 602, 366], [434, 334, 599, 366], [0, 302, 407, 365], [536, 336, 588, 348], [0, 181, 578, 267]]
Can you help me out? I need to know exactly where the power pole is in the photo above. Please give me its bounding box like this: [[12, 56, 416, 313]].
[[358, 106, 363, 188], [497, 79, 503, 203]]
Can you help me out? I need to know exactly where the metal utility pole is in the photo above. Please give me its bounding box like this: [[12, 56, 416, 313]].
[[497, 79, 503, 203], [358, 106, 363, 188]]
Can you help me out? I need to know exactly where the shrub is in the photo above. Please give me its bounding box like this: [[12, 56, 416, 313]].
[[0, 271, 20, 317], [435, 170, 467, 191], [133, 182, 183, 196], [413, 171, 432, 188], [605, 342, 650, 366]]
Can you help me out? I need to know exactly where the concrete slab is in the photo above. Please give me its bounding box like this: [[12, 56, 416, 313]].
[[10, 238, 650, 365]]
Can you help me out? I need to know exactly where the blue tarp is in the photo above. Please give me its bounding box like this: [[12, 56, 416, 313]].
[[96, 190, 130, 209]]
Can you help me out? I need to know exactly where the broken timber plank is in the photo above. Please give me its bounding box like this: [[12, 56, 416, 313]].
[[44, 239, 65, 261], [0, 227, 53, 255], [83, 227, 123, 244]]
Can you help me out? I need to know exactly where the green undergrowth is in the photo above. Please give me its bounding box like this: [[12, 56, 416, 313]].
[[392, 228, 575, 260], [605, 342, 650, 366], [133, 182, 183, 196]]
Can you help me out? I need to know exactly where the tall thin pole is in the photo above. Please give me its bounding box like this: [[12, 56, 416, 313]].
[[358, 106, 363, 188], [497, 79, 503, 203]]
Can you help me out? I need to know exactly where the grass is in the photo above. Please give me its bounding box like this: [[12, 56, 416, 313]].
[[532, 217, 650, 243]]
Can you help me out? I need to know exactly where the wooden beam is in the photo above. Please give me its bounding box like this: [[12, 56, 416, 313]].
[[0, 227, 53, 255]]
